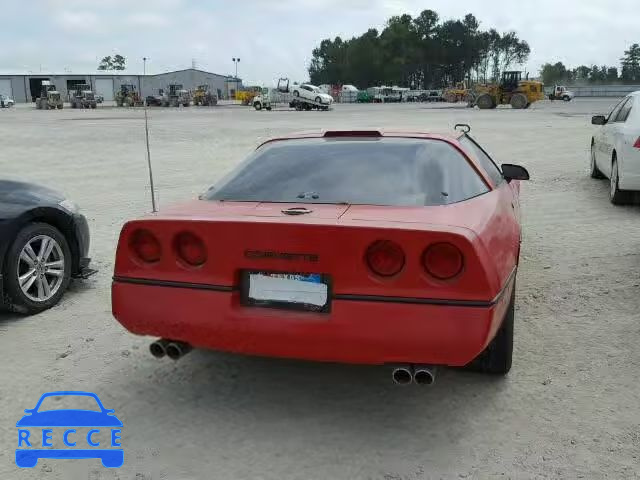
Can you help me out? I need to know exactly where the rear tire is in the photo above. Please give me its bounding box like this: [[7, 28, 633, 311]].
[[476, 94, 494, 110], [2, 223, 72, 315], [590, 143, 604, 179], [315, 96, 321, 104], [610, 155, 632, 205], [465, 284, 514, 374]]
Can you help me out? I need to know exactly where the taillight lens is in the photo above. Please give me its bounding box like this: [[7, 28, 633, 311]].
[[365, 240, 405, 277], [633, 137, 640, 149], [174, 232, 207, 266], [422, 243, 464, 280], [130, 229, 161, 263]]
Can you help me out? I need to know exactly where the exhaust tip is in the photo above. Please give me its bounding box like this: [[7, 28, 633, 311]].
[[166, 341, 192, 361], [414, 367, 436, 385], [392, 367, 413, 385], [149, 340, 167, 359]]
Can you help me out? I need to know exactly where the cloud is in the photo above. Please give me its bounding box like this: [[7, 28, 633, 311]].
[[54, 11, 100, 32], [124, 13, 171, 27], [3, 0, 640, 82]]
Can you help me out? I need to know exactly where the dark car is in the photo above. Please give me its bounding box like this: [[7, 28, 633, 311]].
[[145, 95, 163, 106], [0, 180, 96, 314]]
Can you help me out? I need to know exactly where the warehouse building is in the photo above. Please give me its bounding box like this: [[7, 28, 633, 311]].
[[0, 68, 243, 103]]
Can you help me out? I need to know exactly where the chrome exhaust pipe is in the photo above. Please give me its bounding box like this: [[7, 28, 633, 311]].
[[149, 339, 170, 359], [413, 365, 436, 385], [166, 341, 192, 361], [392, 366, 413, 385]]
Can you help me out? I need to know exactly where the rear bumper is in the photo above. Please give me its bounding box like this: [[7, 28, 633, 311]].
[[111, 276, 515, 366]]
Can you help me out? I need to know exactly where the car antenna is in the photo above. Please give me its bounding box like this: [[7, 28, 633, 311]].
[[454, 124, 471, 134], [143, 57, 157, 213]]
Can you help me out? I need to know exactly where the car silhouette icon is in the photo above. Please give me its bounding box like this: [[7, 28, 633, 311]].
[[16, 391, 123, 468]]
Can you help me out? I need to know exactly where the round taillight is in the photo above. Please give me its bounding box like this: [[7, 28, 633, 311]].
[[422, 243, 463, 280], [365, 240, 405, 277], [175, 232, 207, 267], [130, 229, 161, 263]]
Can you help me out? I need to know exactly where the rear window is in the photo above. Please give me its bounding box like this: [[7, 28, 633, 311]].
[[205, 137, 489, 207]]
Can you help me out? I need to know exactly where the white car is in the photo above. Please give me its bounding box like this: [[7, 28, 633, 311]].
[[590, 91, 640, 204], [0, 94, 14, 108], [291, 84, 333, 105]]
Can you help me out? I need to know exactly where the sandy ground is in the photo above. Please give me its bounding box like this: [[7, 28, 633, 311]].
[[1, 99, 640, 479]]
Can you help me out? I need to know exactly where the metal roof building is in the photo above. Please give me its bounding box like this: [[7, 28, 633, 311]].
[[0, 68, 243, 103]]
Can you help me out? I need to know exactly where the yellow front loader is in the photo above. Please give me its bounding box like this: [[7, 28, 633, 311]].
[[473, 71, 544, 109]]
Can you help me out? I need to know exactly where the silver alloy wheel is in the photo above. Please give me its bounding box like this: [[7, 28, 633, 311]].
[[611, 161, 618, 198], [17, 235, 65, 302]]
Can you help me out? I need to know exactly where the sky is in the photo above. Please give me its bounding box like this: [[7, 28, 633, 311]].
[[0, 0, 638, 85]]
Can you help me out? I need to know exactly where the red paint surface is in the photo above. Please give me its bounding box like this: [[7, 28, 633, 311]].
[[111, 131, 523, 365]]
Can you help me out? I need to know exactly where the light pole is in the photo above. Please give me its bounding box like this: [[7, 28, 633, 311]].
[[232, 57, 240, 98], [142, 56, 157, 213]]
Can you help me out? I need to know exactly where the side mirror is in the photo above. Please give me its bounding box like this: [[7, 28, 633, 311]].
[[592, 115, 607, 125], [501, 164, 530, 182]]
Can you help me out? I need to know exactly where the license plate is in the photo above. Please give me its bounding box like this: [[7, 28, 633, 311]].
[[242, 271, 331, 312]]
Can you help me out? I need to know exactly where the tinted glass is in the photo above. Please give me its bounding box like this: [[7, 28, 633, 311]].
[[205, 138, 489, 207], [615, 98, 633, 122], [607, 97, 628, 122], [458, 136, 504, 186]]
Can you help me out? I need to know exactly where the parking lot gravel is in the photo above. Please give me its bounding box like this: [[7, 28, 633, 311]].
[[1, 98, 639, 479]]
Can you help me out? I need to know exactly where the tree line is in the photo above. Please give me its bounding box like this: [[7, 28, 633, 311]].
[[541, 44, 640, 86], [308, 10, 531, 89]]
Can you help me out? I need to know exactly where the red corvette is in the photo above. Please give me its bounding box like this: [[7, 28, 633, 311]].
[[112, 128, 529, 384]]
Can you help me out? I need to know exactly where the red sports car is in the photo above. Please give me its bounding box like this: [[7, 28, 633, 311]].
[[112, 129, 529, 384]]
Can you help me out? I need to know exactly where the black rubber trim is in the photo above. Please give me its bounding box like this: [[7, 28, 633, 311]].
[[113, 268, 516, 308], [335, 268, 516, 308], [113, 276, 236, 292], [333, 294, 493, 307]]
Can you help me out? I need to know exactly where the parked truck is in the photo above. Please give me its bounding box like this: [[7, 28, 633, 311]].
[[253, 79, 331, 111], [548, 85, 574, 101]]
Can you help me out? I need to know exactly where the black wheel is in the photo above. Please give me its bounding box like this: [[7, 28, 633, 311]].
[[476, 94, 494, 110], [254, 102, 262, 111], [610, 155, 631, 205], [590, 142, 604, 179], [510, 93, 528, 109], [563, 96, 571, 101], [465, 284, 515, 374], [293, 91, 299, 97], [266, 106, 272, 111], [2, 223, 72, 314], [315, 96, 321, 104]]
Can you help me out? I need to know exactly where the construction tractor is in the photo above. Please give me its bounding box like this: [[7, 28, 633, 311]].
[[192, 85, 218, 106], [235, 86, 261, 105], [473, 71, 545, 109], [69, 84, 97, 109], [443, 81, 471, 103], [35, 81, 64, 110], [162, 84, 191, 107], [115, 84, 143, 107]]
